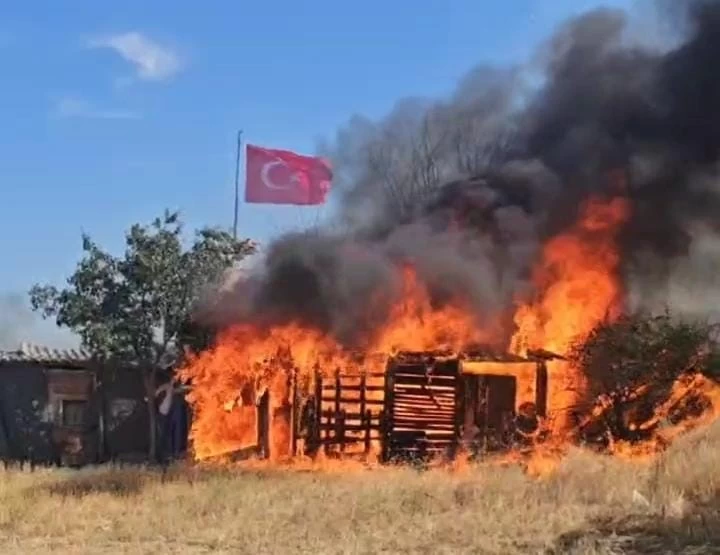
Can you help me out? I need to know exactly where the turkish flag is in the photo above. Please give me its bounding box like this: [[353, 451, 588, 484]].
[[245, 144, 332, 205]]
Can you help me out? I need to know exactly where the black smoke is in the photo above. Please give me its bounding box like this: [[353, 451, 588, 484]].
[[204, 1, 720, 346]]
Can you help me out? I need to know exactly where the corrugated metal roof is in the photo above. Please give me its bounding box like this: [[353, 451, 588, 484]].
[[0, 342, 93, 366]]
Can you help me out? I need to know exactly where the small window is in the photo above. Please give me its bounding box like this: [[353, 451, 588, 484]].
[[62, 400, 88, 427]]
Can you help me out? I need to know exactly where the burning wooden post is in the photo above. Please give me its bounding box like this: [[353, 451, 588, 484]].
[[256, 390, 270, 458], [381, 359, 396, 462], [535, 362, 548, 418], [363, 409, 372, 454], [290, 368, 299, 456]]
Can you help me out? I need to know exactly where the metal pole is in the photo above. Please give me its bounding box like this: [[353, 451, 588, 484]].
[[232, 130, 243, 239]]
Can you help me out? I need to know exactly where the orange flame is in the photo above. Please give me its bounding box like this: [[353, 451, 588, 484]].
[[510, 195, 631, 355], [510, 195, 631, 433], [178, 265, 492, 460], [374, 265, 494, 353], [179, 192, 720, 468], [178, 323, 348, 459]]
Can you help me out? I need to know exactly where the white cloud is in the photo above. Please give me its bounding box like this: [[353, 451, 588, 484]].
[[87, 31, 183, 81], [54, 96, 140, 120]]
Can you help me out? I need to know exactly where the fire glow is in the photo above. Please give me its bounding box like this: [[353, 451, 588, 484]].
[[178, 194, 720, 466], [178, 2, 720, 469]]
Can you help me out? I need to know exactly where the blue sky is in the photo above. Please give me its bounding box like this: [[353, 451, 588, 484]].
[[0, 0, 633, 347]]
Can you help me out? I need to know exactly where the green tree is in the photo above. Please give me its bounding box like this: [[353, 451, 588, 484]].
[[29, 210, 256, 461]]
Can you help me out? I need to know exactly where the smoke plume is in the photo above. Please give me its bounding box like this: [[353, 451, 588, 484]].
[[0, 292, 79, 351], [205, 1, 720, 346]]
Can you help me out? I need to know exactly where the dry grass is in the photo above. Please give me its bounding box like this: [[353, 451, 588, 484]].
[[2, 425, 720, 554]]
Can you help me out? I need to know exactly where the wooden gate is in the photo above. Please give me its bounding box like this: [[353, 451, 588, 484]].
[[301, 370, 386, 457], [383, 353, 462, 461]]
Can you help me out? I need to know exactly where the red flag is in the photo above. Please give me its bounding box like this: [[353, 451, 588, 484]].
[[245, 144, 332, 205]]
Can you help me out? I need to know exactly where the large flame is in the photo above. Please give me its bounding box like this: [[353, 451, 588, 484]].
[[178, 265, 490, 460], [179, 193, 720, 467], [510, 195, 631, 433], [510, 196, 631, 356]]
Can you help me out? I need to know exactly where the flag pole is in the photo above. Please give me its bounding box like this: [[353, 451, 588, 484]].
[[232, 130, 243, 239]]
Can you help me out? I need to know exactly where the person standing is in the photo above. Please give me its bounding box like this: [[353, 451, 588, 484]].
[[155, 380, 190, 462]]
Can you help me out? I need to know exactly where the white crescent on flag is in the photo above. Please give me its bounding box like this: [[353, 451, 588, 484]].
[[260, 160, 298, 190]]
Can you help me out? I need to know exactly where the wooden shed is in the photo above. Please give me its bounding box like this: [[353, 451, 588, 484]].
[[0, 344, 162, 466]]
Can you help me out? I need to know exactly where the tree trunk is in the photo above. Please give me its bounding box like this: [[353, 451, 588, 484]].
[[144, 368, 159, 463]]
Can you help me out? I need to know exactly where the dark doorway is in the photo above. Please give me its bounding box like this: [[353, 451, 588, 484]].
[[463, 374, 517, 452]]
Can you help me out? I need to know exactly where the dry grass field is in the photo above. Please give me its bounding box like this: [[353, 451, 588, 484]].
[[1, 425, 720, 555]]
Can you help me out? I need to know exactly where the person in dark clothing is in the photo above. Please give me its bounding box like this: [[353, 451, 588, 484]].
[[155, 380, 190, 462], [168, 391, 189, 456]]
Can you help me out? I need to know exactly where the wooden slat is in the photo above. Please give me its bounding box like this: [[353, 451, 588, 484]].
[[321, 384, 385, 392], [392, 419, 454, 426], [320, 396, 384, 405], [393, 421, 455, 429], [393, 365, 459, 377], [393, 422, 456, 431], [393, 411, 455, 417], [393, 403, 455, 412], [395, 410, 455, 422], [393, 404, 454, 412], [393, 399, 454, 407], [320, 431, 382, 438], [393, 367, 457, 377], [390, 440, 454, 446], [394, 389, 455, 397], [320, 430, 382, 438], [319, 410, 381, 420], [393, 401, 454, 408], [320, 412, 382, 424], [393, 373, 457, 381], [394, 383, 456, 393], [390, 440, 456, 446], [388, 447, 452, 453], [393, 374, 456, 385], [319, 423, 382, 432], [319, 437, 382, 445], [393, 405, 455, 415], [392, 389, 455, 397], [390, 434, 455, 441], [393, 402, 454, 409], [320, 372, 386, 379], [393, 426, 455, 433], [394, 390, 455, 398]]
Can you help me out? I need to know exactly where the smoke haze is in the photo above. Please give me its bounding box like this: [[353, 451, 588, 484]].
[[204, 1, 720, 346], [0, 292, 79, 351]]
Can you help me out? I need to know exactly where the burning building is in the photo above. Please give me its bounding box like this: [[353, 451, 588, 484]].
[[198, 348, 557, 463], [179, 2, 720, 464]]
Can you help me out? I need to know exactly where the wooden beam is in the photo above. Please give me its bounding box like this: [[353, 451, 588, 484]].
[[256, 390, 270, 459], [290, 368, 299, 457], [535, 362, 548, 418]]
